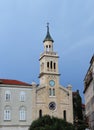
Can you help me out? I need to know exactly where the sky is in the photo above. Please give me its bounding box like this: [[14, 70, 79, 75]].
[[0, 0, 94, 102]]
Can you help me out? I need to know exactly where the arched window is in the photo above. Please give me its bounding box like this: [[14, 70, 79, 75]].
[[63, 110, 66, 121], [5, 90, 11, 101], [46, 45, 49, 51], [47, 62, 49, 68], [19, 107, 26, 121], [54, 63, 56, 69], [49, 88, 51, 96], [53, 89, 55, 96], [4, 106, 11, 120], [20, 91, 26, 102], [50, 61, 52, 69], [49, 88, 55, 96], [39, 110, 42, 118]]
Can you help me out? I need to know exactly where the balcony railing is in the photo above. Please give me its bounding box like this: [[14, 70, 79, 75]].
[[40, 51, 58, 57]]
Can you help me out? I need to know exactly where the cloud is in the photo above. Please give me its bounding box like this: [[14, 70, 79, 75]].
[[63, 35, 94, 56]]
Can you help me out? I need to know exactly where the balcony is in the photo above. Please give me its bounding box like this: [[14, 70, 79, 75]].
[[40, 51, 58, 57]]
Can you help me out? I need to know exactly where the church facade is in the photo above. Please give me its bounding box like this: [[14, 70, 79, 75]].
[[0, 25, 73, 130]]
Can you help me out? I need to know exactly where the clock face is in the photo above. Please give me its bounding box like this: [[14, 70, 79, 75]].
[[49, 80, 55, 87], [49, 102, 56, 110]]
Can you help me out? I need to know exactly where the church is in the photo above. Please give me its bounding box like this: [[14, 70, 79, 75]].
[[0, 25, 73, 130]]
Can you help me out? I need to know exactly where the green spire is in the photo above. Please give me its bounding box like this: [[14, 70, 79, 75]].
[[43, 23, 54, 43]]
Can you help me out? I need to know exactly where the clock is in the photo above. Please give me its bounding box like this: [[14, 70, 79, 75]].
[[49, 80, 55, 87], [49, 102, 56, 110]]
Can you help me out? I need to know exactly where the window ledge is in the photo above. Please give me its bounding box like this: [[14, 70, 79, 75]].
[[49, 96, 56, 97], [4, 120, 11, 121], [19, 120, 26, 122]]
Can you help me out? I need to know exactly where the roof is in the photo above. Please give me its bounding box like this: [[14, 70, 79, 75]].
[[73, 92, 77, 96], [90, 54, 94, 64], [72, 90, 79, 96], [82, 104, 85, 109], [0, 79, 31, 86], [43, 23, 54, 43]]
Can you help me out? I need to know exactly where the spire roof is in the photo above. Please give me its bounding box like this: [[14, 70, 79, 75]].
[[43, 23, 54, 43]]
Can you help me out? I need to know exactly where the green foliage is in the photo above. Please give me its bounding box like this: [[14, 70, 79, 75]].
[[73, 90, 87, 130], [29, 115, 75, 130], [74, 119, 88, 130], [73, 91, 83, 121]]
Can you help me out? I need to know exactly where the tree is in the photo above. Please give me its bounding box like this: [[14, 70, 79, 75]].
[[29, 115, 75, 130], [73, 90, 83, 121], [73, 90, 88, 130]]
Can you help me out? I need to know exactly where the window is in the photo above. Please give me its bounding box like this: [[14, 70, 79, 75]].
[[47, 62, 49, 68], [46, 45, 49, 51], [39, 110, 42, 118], [49, 88, 55, 96], [49, 88, 51, 96], [63, 110, 66, 121], [53, 88, 55, 96], [4, 106, 11, 120], [5, 90, 11, 101], [20, 91, 26, 102], [50, 61, 52, 69], [19, 107, 26, 121], [54, 63, 56, 69]]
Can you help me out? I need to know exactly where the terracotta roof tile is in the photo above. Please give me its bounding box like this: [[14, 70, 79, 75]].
[[0, 79, 31, 86]]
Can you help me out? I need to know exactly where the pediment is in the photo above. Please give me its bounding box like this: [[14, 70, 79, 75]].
[[59, 85, 69, 95]]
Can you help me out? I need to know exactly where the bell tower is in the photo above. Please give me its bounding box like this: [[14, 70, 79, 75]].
[[39, 23, 60, 86], [37, 24, 73, 122]]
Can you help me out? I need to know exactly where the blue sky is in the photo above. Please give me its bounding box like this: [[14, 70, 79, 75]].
[[0, 0, 94, 102]]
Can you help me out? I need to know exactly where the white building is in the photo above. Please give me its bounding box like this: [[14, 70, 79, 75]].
[[0, 25, 73, 130], [0, 79, 32, 130]]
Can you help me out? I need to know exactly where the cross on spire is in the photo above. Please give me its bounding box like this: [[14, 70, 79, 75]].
[[47, 22, 49, 33], [43, 23, 54, 43]]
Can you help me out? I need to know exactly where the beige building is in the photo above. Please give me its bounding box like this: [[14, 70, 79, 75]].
[[84, 55, 94, 130], [0, 25, 73, 130]]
